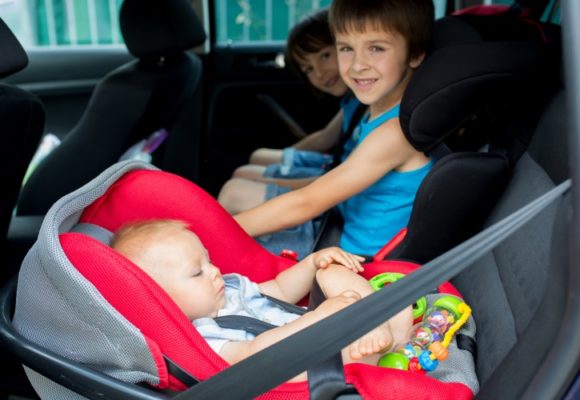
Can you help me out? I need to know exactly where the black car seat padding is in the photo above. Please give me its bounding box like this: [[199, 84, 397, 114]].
[[17, 0, 206, 216]]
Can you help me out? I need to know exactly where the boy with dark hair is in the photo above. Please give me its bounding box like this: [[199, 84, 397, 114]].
[[235, 0, 435, 257]]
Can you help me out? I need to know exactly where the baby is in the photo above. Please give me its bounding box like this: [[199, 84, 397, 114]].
[[111, 219, 412, 381]]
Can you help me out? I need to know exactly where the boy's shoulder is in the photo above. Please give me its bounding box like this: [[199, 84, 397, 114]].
[[362, 111, 405, 142], [355, 114, 418, 163]]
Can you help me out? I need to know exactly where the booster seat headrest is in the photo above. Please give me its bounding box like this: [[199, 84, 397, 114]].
[[120, 0, 206, 60], [400, 41, 551, 153]]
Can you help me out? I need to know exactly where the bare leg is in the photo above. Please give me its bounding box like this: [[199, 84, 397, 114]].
[[218, 178, 268, 214], [232, 164, 268, 181], [250, 148, 284, 165], [316, 267, 413, 352], [232, 164, 317, 187], [219, 174, 316, 215]]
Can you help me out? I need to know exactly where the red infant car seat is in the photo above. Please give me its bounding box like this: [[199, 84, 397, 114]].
[[13, 160, 476, 399]]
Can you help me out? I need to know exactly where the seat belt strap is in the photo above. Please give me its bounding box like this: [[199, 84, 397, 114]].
[[214, 315, 278, 336], [328, 103, 367, 169], [175, 179, 571, 400]]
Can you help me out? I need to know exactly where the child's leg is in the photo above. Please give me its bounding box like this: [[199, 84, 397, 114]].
[[232, 164, 268, 180], [218, 177, 316, 214], [249, 148, 284, 165], [218, 178, 268, 214], [342, 347, 383, 366], [316, 267, 413, 356]]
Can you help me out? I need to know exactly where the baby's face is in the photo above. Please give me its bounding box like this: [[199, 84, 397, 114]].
[[145, 230, 226, 320]]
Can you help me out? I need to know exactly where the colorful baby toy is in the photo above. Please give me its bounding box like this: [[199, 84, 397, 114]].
[[370, 272, 472, 373]]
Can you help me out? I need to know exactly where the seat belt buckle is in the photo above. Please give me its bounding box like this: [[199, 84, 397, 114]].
[[280, 249, 298, 261], [373, 227, 407, 262]]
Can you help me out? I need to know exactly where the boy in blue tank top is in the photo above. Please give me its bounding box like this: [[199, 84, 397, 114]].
[[234, 0, 435, 257]]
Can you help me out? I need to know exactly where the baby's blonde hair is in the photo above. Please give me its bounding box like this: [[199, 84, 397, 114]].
[[111, 219, 190, 261]]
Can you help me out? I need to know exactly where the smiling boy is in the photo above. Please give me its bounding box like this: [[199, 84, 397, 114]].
[[234, 0, 435, 256]]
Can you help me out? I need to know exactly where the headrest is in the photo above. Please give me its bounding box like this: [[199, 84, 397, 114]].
[[120, 0, 206, 60], [400, 41, 550, 153], [431, 17, 483, 49], [0, 18, 28, 78]]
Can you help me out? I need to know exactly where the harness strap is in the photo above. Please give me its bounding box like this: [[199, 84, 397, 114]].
[[328, 103, 367, 169], [306, 280, 354, 399], [214, 315, 278, 336], [164, 355, 199, 388]]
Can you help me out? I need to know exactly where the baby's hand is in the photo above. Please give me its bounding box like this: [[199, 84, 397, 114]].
[[348, 322, 394, 360], [313, 247, 365, 273]]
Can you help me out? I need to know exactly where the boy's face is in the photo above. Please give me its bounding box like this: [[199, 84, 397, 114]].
[[335, 25, 424, 116], [142, 229, 226, 320], [297, 45, 348, 97]]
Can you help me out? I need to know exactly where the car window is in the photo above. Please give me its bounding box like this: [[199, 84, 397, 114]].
[[214, 0, 450, 46], [0, 0, 123, 48], [0, 0, 559, 51]]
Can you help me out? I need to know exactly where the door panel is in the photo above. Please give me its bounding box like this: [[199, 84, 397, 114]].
[[200, 44, 340, 195]]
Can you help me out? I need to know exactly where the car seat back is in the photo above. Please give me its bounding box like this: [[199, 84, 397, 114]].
[[314, 40, 554, 262], [16, 0, 206, 216], [384, 38, 558, 263], [0, 18, 44, 276], [452, 89, 574, 399], [0, 17, 45, 397]]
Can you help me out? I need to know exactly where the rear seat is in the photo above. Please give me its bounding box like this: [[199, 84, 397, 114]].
[[452, 89, 575, 398]]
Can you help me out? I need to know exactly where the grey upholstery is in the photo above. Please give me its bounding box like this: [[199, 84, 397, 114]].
[[452, 90, 571, 398]]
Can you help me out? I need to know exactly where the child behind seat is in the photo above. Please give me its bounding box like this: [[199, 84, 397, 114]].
[[111, 219, 413, 382], [219, 8, 363, 215]]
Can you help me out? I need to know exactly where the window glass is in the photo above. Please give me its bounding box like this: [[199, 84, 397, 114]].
[[215, 1, 449, 45], [215, 0, 332, 45], [541, 0, 560, 24], [484, 0, 560, 24], [0, 0, 123, 48], [1, 1, 453, 49]]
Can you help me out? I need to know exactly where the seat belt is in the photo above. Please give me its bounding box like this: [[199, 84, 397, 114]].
[[174, 178, 571, 400], [327, 102, 367, 170]]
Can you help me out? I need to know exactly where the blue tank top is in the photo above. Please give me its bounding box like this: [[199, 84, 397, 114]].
[[338, 105, 434, 255]]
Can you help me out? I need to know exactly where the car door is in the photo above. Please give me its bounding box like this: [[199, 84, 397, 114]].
[[198, 0, 340, 195]]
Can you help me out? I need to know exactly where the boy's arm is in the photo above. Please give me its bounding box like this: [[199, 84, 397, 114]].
[[234, 119, 427, 237], [291, 110, 343, 152], [219, 292, 359, 365]]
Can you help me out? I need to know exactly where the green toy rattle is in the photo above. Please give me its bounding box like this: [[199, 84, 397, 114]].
[[369, 272, 427, 322]]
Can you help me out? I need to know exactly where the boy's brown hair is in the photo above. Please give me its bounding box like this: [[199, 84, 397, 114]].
[[329, 0, 434, 60]]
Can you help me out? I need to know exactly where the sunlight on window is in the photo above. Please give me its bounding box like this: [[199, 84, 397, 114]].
[[0, 0, 123, 48]]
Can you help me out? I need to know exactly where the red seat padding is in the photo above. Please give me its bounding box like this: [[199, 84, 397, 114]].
[[80, 169, 294, 283]]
